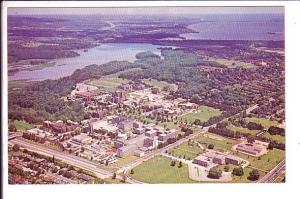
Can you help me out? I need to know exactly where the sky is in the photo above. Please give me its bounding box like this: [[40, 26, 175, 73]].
[[8, 7, 284, 16]]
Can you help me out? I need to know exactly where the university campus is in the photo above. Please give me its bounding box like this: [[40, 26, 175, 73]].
[[7, 7, 285, 184]]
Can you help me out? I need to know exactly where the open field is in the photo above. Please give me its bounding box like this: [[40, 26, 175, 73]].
[[178, 105, 222, 123], [129, 156, 196, 183], [227, 124, 260, 136], [13, 120, 34, 131], [86, 77, 129, 92], [193, 134, 240, 151], [113, 156, 139, 168], [168, 141, 203, 160], [209, 57, 257, 69], [85, 68, 142, 92], [246, 117, 279, 129], [232, 148, 285, 172], [262, 132, 285, 144], [142, 79, 178, 92], [104, 177, 127, 184]]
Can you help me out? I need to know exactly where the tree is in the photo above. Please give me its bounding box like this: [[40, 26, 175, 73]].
[[178, 161, 183, 168], [248, 169, 260, 181], [130, 169, 134, 174], [207, 167, 222, 179], [247, 122, 263, 130], [208, 144, 214, 149], [232, 167, 244, 176], [170, 160, 176, 167], [268, 142, 274, 150], [9, 123, 17, 132], [112, 173, 116, 179], [121, 174, 126, 183], [13, 144, 20, 151], [190, 94, 200, 104], [247, 136, 255, 144], [224, 165, 230, 172], [268, 126, 285, 136]]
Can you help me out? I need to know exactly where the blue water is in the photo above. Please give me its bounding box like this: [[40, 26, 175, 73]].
[[181, 14, 284, 41], [9, 43, 162, 81]]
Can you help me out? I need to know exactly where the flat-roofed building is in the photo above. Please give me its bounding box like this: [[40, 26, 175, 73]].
[[158, 129, 179, 142], [116, 145, 136, 157], [115, 135, 146, 157], [225, 155, 242, 166], [71, 134, 92, 144], [236, 144, 262, 156], [134, 149, 145, 157], [145, 130, 157, 138], [133, 127, 145, 135], [212, 154, 226, 165], [193, 155, 210, 168], [178, 102, 197, 109]]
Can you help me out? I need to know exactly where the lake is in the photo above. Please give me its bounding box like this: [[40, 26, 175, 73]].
[[181, 14, 284, 41], [9, 43, 162, 81]]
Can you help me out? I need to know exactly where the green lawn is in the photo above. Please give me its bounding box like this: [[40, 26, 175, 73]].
[[215, 164, 263, 183], [85, 68, 142, 92], [130, 156, 196, 183], [231, 166, 264, 183], [103, 177, 127, 184], [232, 148, 285, 172], [263, 132, 285, 144], [13, 120, 34, 131], [227, 124, 259, 136], [97, 156, 139, 172], [193, 134, 240, 151], [178, 106, 222, 123], [142, 79, 178, 92], [169, 141, 203, 160], [246, 117, 279, 129], [87, 77, 129, 92], [209, 57, 257, 69]]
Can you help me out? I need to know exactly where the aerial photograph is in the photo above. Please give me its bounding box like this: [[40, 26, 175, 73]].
[[7, 7, 285, 184]]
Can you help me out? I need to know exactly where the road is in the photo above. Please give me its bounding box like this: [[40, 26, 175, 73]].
[[117, 126, 209, 174], [9, 139, 139, 184], [8, 132, 23, 140], [118, 104, 259, 175], [258, 160, 285, 183], [9, 104, 259, 184]]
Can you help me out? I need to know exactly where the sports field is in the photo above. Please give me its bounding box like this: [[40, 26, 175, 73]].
[[178, 105, 222, 123]]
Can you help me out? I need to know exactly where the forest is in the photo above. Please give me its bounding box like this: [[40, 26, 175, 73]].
[[8, 61, 140, 123]]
